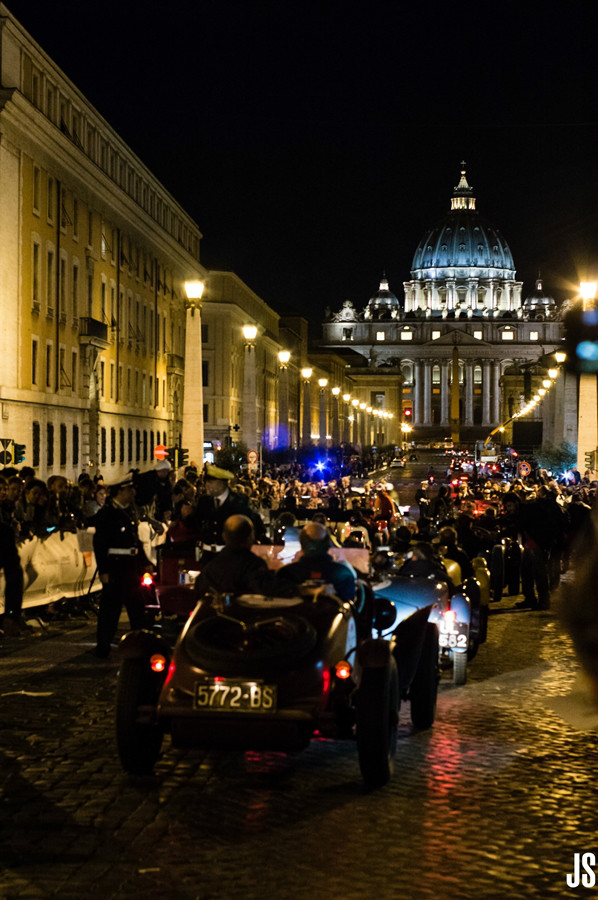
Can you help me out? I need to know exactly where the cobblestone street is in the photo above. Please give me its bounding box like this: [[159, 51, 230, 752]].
[[1, 585, 598, 900]]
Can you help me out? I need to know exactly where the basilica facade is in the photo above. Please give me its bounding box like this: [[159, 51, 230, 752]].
[[318, 166, 568, 446]]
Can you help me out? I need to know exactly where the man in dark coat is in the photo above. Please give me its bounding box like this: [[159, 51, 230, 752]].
[[193, 515, 288, 598], [184, 465, 266, 554], [276, 522, 357, 603], [0, 520, 25, 635], [92, 475, 153, 658]]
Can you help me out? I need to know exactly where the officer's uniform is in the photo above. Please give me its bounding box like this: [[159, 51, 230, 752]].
[[184, 465, 266, 558], [92, 476, 151, 657]]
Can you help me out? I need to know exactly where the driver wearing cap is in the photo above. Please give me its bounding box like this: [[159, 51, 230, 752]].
[[182, 464, 266, 557]]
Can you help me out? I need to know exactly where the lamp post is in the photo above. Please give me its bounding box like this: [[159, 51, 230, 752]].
[[577, 282, 598, 474], [342, 393, 351, 444], [331, 387, 341, 446], [318, 378, 328, 448], [242, 324, 258, 452], [183, 279, 206, 467], [351, 398, 359, 446], [301, 367, 312, 446], [277, 350, 291, 450]]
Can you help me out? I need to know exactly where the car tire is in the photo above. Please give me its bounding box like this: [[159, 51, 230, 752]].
[[356, 656, 399, 789], [453, 649, 467, 685], [187, 613, 317, 676], [116, 658, 164, 775], [409, 623, 439, 730]]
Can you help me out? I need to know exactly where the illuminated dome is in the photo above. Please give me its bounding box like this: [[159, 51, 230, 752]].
[[364, 274, 401, 318], [523, 276, 556, 314], [404, 164, 522, 315]]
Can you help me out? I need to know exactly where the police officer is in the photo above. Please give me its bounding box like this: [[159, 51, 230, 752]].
[[91, 474, 153, 658], [183, 464, 266, 557]]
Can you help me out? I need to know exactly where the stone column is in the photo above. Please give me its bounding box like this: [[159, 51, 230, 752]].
[[491, 362, 501, 424], [423, 361, 432, 424], [482, 359, 491, 426], [440, 361, 450, 426], [414, 362, 423, 425], [242, 342, 258, 450], [464, 362, 474, 425]]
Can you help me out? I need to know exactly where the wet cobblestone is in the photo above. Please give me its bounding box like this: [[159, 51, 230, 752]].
[[1, 587, 598, 899]]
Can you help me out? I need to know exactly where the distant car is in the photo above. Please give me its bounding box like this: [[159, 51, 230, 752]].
[[389, 457, 406, 468], [115, 578, 440, 789]]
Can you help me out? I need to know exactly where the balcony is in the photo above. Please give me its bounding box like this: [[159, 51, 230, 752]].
[[79, 317, 109, 349], [167, 353, 185, 375]]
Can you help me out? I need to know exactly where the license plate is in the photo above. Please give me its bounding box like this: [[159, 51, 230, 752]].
[[438, 618, 469, 650], [194, 678, 277, 713]]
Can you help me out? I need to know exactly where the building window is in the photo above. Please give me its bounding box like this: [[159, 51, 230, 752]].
[[33, 421, 40, 467], [119, 428, 125, 463], [72, 264, 79, 320], [342, 328, 353, 341], [431, 330, 441, 340], [110, 362, 114, 399], [32, 339, 38, 385], [400, 330, 413, 341], [135, 429, 141, 462], [110, 427, 116, 464], [47, 423, 54, 467], [100, 360, 105, 397], [60, 258, 66, 309], [47, 250, 54, 311], [530, 331, 539, 341], [473, 330, 483, 340], [376, 331, 385, 341], [203, 403, 209, 422], [474, 365, 483, 384], [202, 324, 209, 343], [127, 428, 133, 462], [432, 365, 440, 384], [60, 424, 67, 466], [73, 198, 79, 239], [47, 177, 55, 222], [32, 242, 40, 304], [72, 425, 79, 467], [143, 430, 148, 462], [87, 273, 93, 316], [33, 166, 41, 213], [501, 330, 514, 341], [46, 344, 52, 387], [101, 427, 107, 465], [202, 361, 209, 387], [72, 352, 77, 392]]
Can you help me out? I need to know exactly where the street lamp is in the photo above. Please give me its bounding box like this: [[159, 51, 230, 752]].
[[331, 386, 341, 446], [577, 282, 598, 474], [182, 278, 206, 467], [318, 378, 328, 448], [277, 350, 291, 449], [242, 324, 258, 451], [301, 367, 312, 446]]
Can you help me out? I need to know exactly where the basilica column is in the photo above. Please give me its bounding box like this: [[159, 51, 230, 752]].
[[440, 361, 450, 426], [491, 362, 501, 424], [414, 362, 423, 425], [482, 359, 491, 425], [423, 361, 432, 424], [464, 362, 474, 425]]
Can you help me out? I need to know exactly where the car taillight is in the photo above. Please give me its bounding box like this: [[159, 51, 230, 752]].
[[335, 660, 352, 680], [443, 609, 457, 626], [163, 659, 176, 686], [141, 572, 154, 587], [322, 666, 331, 696], [149, 653, 167, 673]]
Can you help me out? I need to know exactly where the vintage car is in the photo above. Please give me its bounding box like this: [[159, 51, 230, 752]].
[[115, 570, 440, 789], [372, 553, 490, 686]]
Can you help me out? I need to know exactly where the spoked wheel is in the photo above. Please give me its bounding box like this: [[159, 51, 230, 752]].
[[453, 649, 467, 686], [356, 656, 399, 789], [116, 658, 164, 775], [409, 623, 439, 730]]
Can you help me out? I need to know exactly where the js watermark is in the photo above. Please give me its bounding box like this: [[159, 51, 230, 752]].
[[567, 853, 598, 888]]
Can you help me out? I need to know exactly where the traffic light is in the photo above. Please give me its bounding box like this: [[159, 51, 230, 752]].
[[403, 408, 412, 419], [166, 447, 177, 468], [584, 450, 595, 470], [178, 447, 189, 467], [13, 442, 26, 464]]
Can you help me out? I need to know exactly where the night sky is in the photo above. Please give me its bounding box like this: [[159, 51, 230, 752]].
[[6, 0, 598, 330]]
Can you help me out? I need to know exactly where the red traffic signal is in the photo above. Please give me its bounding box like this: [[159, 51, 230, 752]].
[[403, 408, 412, 418]]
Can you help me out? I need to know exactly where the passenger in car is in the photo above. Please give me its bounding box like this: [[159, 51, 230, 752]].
[[276, 522, 357, 603]]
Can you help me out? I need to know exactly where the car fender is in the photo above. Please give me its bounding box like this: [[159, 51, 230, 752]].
[[119, 628, 172, 660], [448, 590, 471, 626], [358, 637, 392, 669]]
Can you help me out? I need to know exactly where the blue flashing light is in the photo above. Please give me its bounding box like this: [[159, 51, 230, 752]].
[[315, 461, 326, 471], [577, 341, 598, 362]]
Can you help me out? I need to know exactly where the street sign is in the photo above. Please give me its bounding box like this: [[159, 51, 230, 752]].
[[0, 437, 12, 449], [247, 449, 258, 465], [154, 444, 168, 460], [0, 450, 12, 465], [518, 460, 531, 477]]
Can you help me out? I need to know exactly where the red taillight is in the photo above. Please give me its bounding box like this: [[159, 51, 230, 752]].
[[335, 660, 352, 680], [443, 609, 457, 625], [322, 667, 331, 696], [149, 653, 167, 673], [163, 659, 176, 686], [141, 572, 154, 587]]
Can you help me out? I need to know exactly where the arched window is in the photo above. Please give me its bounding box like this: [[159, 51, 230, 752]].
[[474, 365, 482, 384], [432, 365, 441, 384]]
